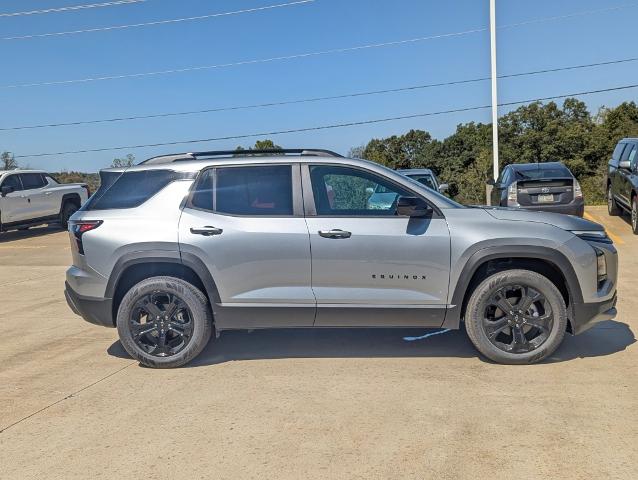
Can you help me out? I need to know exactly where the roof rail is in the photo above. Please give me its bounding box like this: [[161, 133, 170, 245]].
[[140, 149, 343, 165]]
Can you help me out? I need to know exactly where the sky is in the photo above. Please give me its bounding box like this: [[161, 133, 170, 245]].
[[1, 0, 638, 172]]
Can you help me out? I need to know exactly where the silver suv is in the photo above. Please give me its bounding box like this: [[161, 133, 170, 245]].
[[64, 149, 618, 368]]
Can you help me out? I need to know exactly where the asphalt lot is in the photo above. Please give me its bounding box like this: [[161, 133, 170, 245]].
[[0, 205, 636, 479]]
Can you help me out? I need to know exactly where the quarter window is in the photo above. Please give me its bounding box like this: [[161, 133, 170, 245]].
[[191, 165, 293, 216], [309, 165, 414, 216]]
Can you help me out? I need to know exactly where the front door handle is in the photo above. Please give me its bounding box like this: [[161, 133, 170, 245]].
[[190, 226, 223, 236], [318, 229, 351, 239]]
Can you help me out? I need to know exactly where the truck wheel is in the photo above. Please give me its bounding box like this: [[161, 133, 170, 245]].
[[60, 201, 79, 229], [464, 269, 567, 365], [607, 186, 620, 216], [116, 276, 212, 368]]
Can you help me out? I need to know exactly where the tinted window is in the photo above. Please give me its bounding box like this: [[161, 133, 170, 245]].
[[2, 174, 22, 191], [310, 165, 413, 216], [84, 170, 187, 210], [20, 173, 46, 190], [612, 143, 626, 163], [407, 174, 436, 190], [627, 145, 637, 171], [620, 144, 633, 161], [513, 167, 571, 180], [191, 165, 293, 216]]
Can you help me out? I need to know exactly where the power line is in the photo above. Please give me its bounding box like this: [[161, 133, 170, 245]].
[[14, 83, 638, 159], [3, 56, 637, 132], [1, 0, 314, 40], [3, 1, 635, 89], [0, 0, 145, 17]]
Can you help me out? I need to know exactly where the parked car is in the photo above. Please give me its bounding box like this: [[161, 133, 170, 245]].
[[65, 149, 617, 368], [0, 169, 90, 232], [488, 162, 584, 217], [367, 168, 448, 209], [607, 138, 638, 233]]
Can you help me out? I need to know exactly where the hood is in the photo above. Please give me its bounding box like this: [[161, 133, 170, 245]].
[[480, 206, 604, 231]]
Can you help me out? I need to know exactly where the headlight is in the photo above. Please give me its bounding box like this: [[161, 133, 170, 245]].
[[571, 230, 612, 244]]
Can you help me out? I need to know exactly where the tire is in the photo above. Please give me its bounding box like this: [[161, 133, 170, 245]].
[[464, 269, 567, 365], [607, 185, 621, 216], [116, 276, 213, 368], [59, 201, 79, 229], [632, 196, 638, 235]]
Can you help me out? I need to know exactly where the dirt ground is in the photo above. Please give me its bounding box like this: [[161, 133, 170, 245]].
[[0, 205, 636, 479]]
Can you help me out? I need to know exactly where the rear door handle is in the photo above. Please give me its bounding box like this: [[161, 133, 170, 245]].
[[318, 229, 351, 239], [190, 226, 223, 236]]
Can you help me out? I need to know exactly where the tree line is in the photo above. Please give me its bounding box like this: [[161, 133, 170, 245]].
[[3, 100, 638, 204]]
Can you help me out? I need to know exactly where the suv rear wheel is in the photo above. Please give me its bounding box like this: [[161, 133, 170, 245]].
[[464, 269, 567, 364], [607, 185, 621, 216], [116, 276, 213, 368]]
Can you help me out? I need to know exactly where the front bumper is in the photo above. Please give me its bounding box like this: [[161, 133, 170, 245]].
[[570, 293, 617, 335], [65, 282, 114, 327]]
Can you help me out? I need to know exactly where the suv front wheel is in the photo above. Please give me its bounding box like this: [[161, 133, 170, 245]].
[[464, 269, 567, 364], [608, 186, 621, 216], [117, 276, 213, 368]]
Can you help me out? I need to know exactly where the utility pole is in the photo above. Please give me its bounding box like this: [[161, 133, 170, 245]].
[[490, 0, 499, 181]]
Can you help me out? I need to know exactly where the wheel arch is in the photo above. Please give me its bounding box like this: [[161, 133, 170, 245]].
[[443, 246, 582, 333], [106, 252, 221, 327]]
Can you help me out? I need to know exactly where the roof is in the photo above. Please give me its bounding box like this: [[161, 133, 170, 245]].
[[0, 169, 46, 175], [509, 162, 568, 171]]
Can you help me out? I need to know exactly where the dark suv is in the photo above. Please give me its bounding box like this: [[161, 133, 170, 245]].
[[489, 162, 584, 217], [607, 138, 638, 233]]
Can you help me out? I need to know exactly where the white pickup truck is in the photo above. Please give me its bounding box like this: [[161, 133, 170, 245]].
[[0, 169, 90, 233]]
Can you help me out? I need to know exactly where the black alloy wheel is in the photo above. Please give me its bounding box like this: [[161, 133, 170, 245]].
[[129, 291, 194, 357], [482, 284, 553, 354]]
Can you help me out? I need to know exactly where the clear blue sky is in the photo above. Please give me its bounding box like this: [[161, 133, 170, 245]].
[[1, 0, 637, 172]]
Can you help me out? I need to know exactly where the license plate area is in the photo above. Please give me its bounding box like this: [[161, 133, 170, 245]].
[[537, 194, 554, 203]]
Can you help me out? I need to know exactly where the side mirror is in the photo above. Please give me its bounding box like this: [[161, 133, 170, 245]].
[[438, 183, 449, 194], [486, 178, 496, 186], [365, 187, 374, 195], [396, 196, 433, 217], [1, 185, 14, 197], [619, 160, 631, 170]]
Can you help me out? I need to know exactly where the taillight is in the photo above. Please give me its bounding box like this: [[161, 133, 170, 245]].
[[71, 220, 102, 255], [507, 182, 519, 206], [574, 179, 583, 199]]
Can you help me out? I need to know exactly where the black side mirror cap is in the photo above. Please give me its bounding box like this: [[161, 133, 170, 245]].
[[396, 196, 433, 217], [1, 185, 15, 197], [486, 178, 496, 186]]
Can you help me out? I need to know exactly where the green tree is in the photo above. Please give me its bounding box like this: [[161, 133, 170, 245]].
[[361, 129, 433, 169], [1, 151, 17, 170], [111, 153, 135, 168]]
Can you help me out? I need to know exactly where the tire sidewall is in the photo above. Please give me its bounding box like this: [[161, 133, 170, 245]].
[[117, 276, 212, 368], [465, 270, 567, 364], [60, 202, 78, 228], [632, 198, 638, 234]]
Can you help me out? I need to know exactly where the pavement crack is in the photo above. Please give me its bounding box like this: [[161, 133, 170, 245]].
[[0, 361, 136, 434]]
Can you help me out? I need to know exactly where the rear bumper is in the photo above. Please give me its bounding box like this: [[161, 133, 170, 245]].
[[65, 281, 114, 327], [570, 293, 617, 335], [516, 198, 585, 217]]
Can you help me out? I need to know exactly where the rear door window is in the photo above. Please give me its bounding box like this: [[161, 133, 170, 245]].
[[191, 165, 294, 216], [20, 173, 46, 190]]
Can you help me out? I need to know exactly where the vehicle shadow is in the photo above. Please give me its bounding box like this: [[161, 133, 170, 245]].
[[107, 320, 635, 367], [0, 224, 63, 243]]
